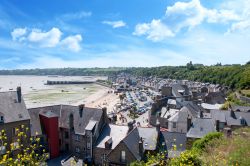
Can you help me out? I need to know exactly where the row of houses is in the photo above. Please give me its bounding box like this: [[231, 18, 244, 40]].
[[0, 87, 164, 165], [148, 83, 250, 156]]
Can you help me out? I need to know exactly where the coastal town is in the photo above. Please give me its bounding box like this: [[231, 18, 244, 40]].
[[0, 73, 249, 165], [1, 0, 250, 165]]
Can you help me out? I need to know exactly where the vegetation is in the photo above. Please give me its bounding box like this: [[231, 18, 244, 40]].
[[1, 62, 249, 90], [221, 92, 250, 109], [130, 128, 250, 166], [200, 127, 250, 166], [0, 125, 48, 165]]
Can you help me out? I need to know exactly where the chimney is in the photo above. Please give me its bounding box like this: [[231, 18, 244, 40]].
[[216, 120, 220, 131], [200, 111, 203, 118], [105, 137, 113, 149], [102, 107, 109, 124], [78, 104, 84, 118], [16, 87, 22, 103], [139, 137, 143, 157], [127, 121, 135, 133]]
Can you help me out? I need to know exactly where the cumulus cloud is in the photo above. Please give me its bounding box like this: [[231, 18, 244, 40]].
[[28, 27, 62, 47], [166, 0, 239, 30], [134, 0, 249, 41], [133, 19, 174, 42], [11, 28, 27, 41], [61, 34, 82, 52], [11, 27, 82, 52], [102, 20, 126, 28]]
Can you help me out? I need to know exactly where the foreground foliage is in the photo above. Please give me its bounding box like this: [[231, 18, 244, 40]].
[[0, 126, 48, 165]]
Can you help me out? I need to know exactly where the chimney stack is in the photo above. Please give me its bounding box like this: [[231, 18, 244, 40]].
[[200, 111, 203, 118], [156, 119, 160, 133], [79, 104, 84, 118], [127, 120, 135, 133], [16, 87, 22, 103], [102, 107, 109, 124], [139, 137, 144, 157]]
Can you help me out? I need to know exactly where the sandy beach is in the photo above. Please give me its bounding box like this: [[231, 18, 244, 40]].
[[0, 75, 119, 109]]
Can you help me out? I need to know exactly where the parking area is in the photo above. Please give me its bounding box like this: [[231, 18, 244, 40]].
[[115, 89, 154, 127]]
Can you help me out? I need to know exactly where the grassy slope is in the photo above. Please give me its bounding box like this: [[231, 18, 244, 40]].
[[200, 127, 250, 166]]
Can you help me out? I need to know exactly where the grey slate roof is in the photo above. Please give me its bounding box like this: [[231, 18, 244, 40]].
[[162, 131, 186, 157], [172, 84, 190, 98], [186, 118, 216, 138], [73, 107, 103, 135], [205, 92, 226, 104], [211, 109, 250, 127], [122, 128, 141, 160], [232, 105, 250, 112], [210, 109, 226, 123], [184, 102, 203, 118], [138, 127, 158, 151], [95, 124, 129, 149], [0, 91, 30, 123], [28, 105, 103, 136]]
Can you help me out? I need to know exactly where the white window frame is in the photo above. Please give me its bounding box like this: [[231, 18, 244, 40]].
[[121, 151, 126, 162]]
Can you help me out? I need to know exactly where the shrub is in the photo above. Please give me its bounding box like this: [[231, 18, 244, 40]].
[[192, 132, 223, 152], [169, 150, 202, 166], [0, 125, 48, 165]]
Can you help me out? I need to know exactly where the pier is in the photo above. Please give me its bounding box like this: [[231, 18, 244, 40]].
[[45, 80, 95, 85]]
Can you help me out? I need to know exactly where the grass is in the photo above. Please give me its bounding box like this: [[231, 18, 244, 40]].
[[200, 127, 250, 166], [241, 90, 250, 98]]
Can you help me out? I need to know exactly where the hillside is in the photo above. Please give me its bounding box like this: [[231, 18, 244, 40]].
[[0, 63, 249, 89], [130, 128, 250, 166], [199, 127, 250, 166]]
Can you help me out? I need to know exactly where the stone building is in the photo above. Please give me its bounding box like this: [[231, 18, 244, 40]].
[[0, 87, 31, 155]]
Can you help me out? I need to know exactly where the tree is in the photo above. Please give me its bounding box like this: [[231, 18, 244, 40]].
[[186, 61, 195, 70], [0, 125, 48, 165]]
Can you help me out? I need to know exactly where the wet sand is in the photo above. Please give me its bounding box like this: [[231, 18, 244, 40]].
[[0, 75, 119, 109]]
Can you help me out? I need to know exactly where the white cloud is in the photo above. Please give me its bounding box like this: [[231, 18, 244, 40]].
[[134, 0, 248, 42], [11, 28, 27, 41], [228, 20, 250, 33], [61, 34, 82, 52], [133, 19, 174, 42], [28, 27, 62, 47], [11, 27, 83, 52], [60, 11, 92, 20], [102, 20, 126, 28], [165, 0, 240, 31]]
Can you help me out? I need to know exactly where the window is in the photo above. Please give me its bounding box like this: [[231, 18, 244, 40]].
[[121, 151, 126, 162], [0, 146, 6, 154], [12, 128, 16, 136], [173, 122, 176, 128], [75, 135, 80, 141], [87, 142, 91, 149], [65, 131, 69, 139], [0, 116, 4, 123], [75, 147, 80, 153]]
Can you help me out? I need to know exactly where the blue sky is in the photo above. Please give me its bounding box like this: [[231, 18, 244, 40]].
[[0, 0, 249, 69]]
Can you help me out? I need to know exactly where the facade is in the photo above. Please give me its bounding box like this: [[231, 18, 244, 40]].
[[28, 104, 108, 161], [0, 87, 31, 155]]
